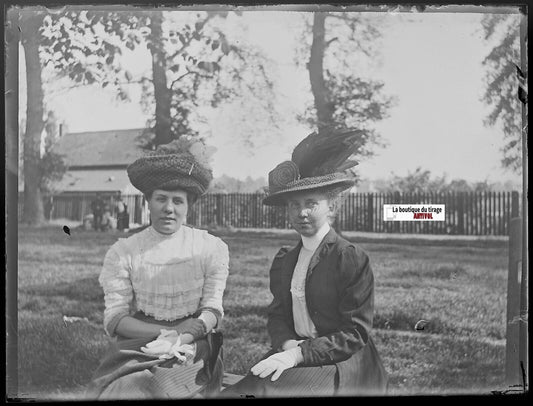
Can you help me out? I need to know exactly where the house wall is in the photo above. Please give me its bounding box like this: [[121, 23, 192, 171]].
[[18, 191, 149, 226]]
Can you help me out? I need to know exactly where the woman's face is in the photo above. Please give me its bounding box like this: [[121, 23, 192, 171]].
[[286, 190, 333, 237], [148, 189, 188, 235]]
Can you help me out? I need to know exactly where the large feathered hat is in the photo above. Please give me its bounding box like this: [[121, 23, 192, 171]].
[[127, 139, 216, 199], [263, 128, 361, 206]]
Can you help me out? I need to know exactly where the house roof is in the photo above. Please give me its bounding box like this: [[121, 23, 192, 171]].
[[52, 169, 142, 194], [52, 128, 148, 168]]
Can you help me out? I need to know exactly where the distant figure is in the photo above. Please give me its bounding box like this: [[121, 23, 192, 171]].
[[44, 195, 54, 221], [100, 203, 114, 232], [115, 194, 129, 231], [90, 193, 105, 231]]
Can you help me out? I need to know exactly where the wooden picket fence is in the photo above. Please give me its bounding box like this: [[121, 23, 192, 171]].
[[19, 191, 521, 235], [187, 191, 521, 236]]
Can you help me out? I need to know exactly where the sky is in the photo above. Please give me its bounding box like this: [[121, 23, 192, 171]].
[[19, 7, 524, 185]]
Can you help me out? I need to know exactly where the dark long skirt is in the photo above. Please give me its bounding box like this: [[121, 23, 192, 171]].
[[223, 336, 388, 398], [221, 348, 336, 399], [86, 314, 224, 400]]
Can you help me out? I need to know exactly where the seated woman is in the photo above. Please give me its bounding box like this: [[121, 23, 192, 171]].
[[223, 129, 388, 398], [86, 141, 229, 399]]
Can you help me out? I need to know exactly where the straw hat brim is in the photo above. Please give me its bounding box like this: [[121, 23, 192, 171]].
[[262, 173, 355, 206], [127, 153, 213, 197]]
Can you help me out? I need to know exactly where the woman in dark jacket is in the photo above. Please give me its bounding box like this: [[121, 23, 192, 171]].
[[223, 129, 388, 398]]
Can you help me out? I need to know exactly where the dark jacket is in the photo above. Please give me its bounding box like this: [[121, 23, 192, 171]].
[[266, 228, 388, 395]]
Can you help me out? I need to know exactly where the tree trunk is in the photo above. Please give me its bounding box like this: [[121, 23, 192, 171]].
[[309, 12, 342, 235], [148, 11, 172, 147], [309, 12, 334, 132], [21, 10, 45, 225]]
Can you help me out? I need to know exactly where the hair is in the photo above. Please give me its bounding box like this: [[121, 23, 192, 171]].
[[322, 186, 348, 224], [144, 187, 198, 207]]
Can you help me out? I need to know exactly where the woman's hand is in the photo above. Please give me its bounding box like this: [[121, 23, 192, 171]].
[[173, 318, 207, 340], [141, 329, 196, 361], [251, 347, 304, 381], [281, 339, 304, 351], [177, 333, 194, 345], [141, 329, 179, 357]]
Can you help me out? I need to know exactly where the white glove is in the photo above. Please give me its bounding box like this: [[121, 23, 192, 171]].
[[281, 339, 305, 351], [141, 329, 196, 361], [251, 347, 304, 381], [141, 329, 178, 358]]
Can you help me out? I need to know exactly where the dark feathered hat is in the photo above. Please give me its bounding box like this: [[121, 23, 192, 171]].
[[263, 128, 361, 206], [127, 140, 214, 199]]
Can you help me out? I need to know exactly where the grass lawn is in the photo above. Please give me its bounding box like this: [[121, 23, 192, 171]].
[[14, 224, 510, 399]]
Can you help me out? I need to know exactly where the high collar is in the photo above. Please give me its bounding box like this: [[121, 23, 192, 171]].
[[301, 222, 331, 251], [147, 224, 184, 239], [282, 227, 339, 288]]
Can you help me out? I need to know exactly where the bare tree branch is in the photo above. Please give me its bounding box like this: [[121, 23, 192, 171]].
[[326, 13, 361, 23], [325, 37, 339, 47], [46, 78, 143, 96]]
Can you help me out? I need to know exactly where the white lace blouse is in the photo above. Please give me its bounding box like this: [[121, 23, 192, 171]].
[[290, 246, 318, 338], [98, 225, 229, 336]]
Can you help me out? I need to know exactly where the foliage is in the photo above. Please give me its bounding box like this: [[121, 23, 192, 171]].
[[137, 10, 279, 149], [17, 6, 277, 224], [39, 111, 67, 194], [298, 12, 396, 158], [210, 175, 267, 193], [374, 167, 446, 193], [18, 111, 68, 195], [38, 151, 67, 194], [325, 75, 394, 157], [373, 167, 512, 193], [480, 13, 524, 173], [39, 9, 137, 101], [37, 8, 277, 149], [17, 6, 128, 225]]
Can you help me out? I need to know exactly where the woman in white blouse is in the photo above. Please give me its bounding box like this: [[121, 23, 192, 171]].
[[86, 142, 229, 399]]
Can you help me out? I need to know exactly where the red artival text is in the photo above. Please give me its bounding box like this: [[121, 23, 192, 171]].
[[413, 213, 433, 219]]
